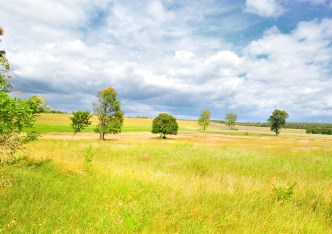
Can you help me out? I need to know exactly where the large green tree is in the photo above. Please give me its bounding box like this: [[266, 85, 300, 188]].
[[94, 87, 124, 140], [152, 113, 178, 139], [198, 109, 211, 131], [268, 109, 289, 135], [225, 113, 237, 129], [0, 27, 45, 162]]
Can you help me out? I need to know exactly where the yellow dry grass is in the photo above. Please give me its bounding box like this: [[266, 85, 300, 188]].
[[1, 116, 332, 232]]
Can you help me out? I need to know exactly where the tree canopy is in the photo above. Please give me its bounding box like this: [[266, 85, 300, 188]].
[[225, 113, 237, 129], [94, 87, 124, 140], [268, 109, 289, 135], [152, 113, 178, 139], [0, 27, 11, 93], [198, 109, 211, 131], [0, 27, 45, 162], [70, 111, 92, 137]]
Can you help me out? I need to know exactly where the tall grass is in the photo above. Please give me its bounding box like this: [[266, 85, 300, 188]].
[[1, 133, 332, 233]]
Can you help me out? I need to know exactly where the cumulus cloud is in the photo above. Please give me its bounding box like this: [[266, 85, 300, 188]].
[[244, 0, 285, 18], [1, 1, 332, 121], [147, 0, 175, 23], [239, 19, 332, 118]]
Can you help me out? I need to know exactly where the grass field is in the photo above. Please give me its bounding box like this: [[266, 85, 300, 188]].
[[1, 114, 332, 233], [32, 113, 307, 136]]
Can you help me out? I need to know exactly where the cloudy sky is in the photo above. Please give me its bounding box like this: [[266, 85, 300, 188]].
[[1, 0, 332, 121]]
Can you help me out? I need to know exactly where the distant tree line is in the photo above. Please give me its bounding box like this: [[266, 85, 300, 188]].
[[126, 116, 149, 119], [217, 121, 332, 130], [306, 128, 332, 135], [287, 122, 332, 129], [39, 109, 67, 114]]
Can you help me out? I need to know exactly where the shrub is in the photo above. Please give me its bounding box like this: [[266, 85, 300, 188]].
[[272, 183, 296, 202]]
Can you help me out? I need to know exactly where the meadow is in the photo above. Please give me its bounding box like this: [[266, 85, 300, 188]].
[[1, 114, 332, 233]]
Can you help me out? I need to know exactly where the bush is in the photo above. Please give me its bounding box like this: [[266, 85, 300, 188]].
[[272, 183, 296, 202]]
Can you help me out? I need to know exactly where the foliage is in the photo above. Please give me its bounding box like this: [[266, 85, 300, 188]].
[[36, 107, 68, 114], [222, 121, 332, 130], [93, 87, 124, 140], [225, 113, 237, 129], [268, 109, 289, 135], [70, 111, 92, 137], [306, 128, 332, 135], [127, 116, 149, 119], [44, 110, 67, 114], [0, 33, 11, 93], [287, 122, 332, 129], [272, 183, 296, 202], [151, 113, 178, 138], [82, 145, 94, 172], [230, 121, 270, 127], [198, 109, 211, 131], [0, 27, 45, 162], [0, 93, 44, 162]]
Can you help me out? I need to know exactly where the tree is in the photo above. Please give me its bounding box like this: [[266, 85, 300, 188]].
[[152, 113, 178, 139], [0, 27, 45, 162], [0, 27, 11, 93], [225, 113, 237, 129], [198, 109, 211, 131], [93, 87, 123, 140], [70, 111, 92, 138], [0, 93, 44, 162], [268, 109, 289, 135]]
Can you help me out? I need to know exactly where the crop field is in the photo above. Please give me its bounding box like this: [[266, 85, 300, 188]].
[[1, 114, 332, 233]]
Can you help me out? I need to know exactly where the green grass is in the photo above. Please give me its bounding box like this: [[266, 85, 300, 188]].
[[1, 134, 332, 233], [29, 123, 153, 134]]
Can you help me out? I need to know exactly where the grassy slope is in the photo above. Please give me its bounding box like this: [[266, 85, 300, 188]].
[[32, 113, 308, 137], [1, 114, 332, 232], [31, 114, 200, 133]]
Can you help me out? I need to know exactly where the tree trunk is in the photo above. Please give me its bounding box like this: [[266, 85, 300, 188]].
[[163, 133, 166, 139], [100, 132, 105, 140]]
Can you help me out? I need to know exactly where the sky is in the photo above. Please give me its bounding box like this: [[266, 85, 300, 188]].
[[0, 0, 332, 122]]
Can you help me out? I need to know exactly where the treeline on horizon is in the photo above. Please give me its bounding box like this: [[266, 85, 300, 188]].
[[212, 120, 332, 130]]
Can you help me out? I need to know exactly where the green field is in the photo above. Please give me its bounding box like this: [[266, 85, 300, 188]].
[[1, 114, 332, 233]]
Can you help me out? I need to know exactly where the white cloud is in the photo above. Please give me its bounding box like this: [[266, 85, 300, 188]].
[[175, 50, 195, 62], [1, 1, 332, 121], [238, 19, 332, 118], [244, 0, 285, 18], [147, 0, 175, 23], [296, 0, 331, 5]]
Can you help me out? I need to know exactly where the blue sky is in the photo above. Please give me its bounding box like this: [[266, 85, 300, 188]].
[[0, 0, 332, 122]]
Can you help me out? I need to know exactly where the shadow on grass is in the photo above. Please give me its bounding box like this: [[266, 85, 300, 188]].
[[99, 138, 120, 142], [150, 136, 177, 140]]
